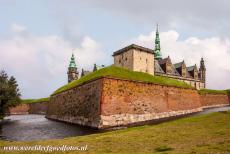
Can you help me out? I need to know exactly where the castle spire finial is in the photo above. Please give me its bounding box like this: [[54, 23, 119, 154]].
[[69, 53, 76, 68], [156, 23, 159, 33], [154, 23, 162, 60]]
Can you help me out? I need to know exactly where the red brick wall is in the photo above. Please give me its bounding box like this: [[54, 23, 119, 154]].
[[29, 101, 48, 114], [101, 78, 201, 116], [228, 94, 230, 104], [46, 78, 103, 128], [8, 104, 29, 115], [200, 94, 230, 107]]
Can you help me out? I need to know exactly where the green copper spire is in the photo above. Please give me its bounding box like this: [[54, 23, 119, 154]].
[[154, 24, 162, 59], [68, 53, 77, 68]]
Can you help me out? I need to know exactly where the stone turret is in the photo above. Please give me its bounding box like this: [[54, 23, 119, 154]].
[[199, 58, 206, 84], [154, 24, 162, 60], [67, 53, 79, 83]]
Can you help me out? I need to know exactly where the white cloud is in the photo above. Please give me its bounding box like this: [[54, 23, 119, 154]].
[[0, 25, 109, 98], [11, 23, 26, 33], [126, 30, 230, 90]]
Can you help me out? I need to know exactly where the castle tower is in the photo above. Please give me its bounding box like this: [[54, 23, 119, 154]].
[[154, 24, 162, 60], [67, 53, 79, 83], [199, 58, 206, 85]]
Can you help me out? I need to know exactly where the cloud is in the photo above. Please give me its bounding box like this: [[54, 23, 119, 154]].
[[78, 0, 230, 37], [11, 23, 26, 33], [125, 30, 230, 90], [0, 24, 109, 98]]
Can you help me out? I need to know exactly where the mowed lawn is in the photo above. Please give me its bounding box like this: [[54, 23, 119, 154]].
[[0, 111, 230, 154]]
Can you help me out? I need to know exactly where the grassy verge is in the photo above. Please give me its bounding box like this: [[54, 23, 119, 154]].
[[20, 97, 50, 104], [199, 89, 230, 95], [0, 110, 230, 153], [53, 66, 192, 95]]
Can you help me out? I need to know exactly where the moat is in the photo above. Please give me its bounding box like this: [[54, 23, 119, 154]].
[[0, 106, 230, 141]]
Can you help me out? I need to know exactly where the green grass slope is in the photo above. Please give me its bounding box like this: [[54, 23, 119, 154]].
[[21, 97, 50, 104], [199, 89, 230, 95], [53, 66, 193, 95], [0, 110, 230, 153]]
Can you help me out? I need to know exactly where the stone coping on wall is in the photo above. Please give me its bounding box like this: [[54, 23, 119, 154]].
[[52, 75, 195, 96], [100, 107, 203, 129], [202, 104, 230, 109], [46, 115, 101, 128]]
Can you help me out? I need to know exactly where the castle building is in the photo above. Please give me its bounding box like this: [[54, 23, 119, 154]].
[[80, 64, 106, 78], [67, 53, 79, 83], [81, 68, 91, 78], [112, 44, 155, 75], [113, 26, 206, 89]]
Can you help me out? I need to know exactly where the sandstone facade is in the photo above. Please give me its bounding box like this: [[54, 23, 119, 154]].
[[113, 44, 154, 75]]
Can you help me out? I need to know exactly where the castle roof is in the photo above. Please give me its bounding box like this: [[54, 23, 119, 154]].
[[158, 56, 171, 65], [155, 60, 165, 74], [187, 65, 197, 72], [81, 69, 92, 77], [112, 44, 154, 56], [174, 61, 184, 69], [69, 53, 77, 68], [93, 64, 105, 72], [171, 65, 181, 76], [154, 24, 162, 60]]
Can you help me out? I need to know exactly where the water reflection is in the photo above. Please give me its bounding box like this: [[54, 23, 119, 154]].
[[0, 114, 100, 141], [195, 106, 230, 115]]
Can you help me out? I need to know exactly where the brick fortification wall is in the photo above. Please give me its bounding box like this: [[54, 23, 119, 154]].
[[200, 94, 230, 108], [28, 102, 48, 114], [100, 78, 202, 128], [8, 104, 30, 115], [8, 101, 48, 115], [46, 79, 103, 128], [46, 77, 230, 129]]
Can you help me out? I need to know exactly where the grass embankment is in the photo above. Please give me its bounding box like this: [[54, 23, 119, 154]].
[[53, 66, 192, 95], [20, 97, 50, 104], [199, 89, 230, 95], [0, 110, 230, 153]]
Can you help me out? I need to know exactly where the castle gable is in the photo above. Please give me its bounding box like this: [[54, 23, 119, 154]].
[[174, 61, 187, 77], [158, 56, 180, 76], [155, 60, 165, 74], [187, 65, 198, 79]]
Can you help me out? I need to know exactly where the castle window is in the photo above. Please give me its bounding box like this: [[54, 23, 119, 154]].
[[125, 57, 127, 61], [140, 57, 142, 60], [146, 59, 148, 63], [119, 59, 121, 64]]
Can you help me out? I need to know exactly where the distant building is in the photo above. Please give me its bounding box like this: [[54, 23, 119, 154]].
[[93, 64, 105, 72], [113, 25, 206, 89], [81, 69, 91, 77], [67, 53, 79, 83]]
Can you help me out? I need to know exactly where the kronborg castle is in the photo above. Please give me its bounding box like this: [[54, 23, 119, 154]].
[[43, 26, 228, 129], [67, 25, 206, 90]]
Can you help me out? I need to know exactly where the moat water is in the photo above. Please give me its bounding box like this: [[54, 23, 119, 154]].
[[0, 106, 230, 141]]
